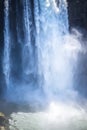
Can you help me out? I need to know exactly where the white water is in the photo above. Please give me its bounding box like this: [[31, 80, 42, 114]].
[[34, 0, 74, 100], [9, 102, 87, 130]]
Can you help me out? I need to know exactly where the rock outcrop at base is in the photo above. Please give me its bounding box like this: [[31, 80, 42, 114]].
[[0, 112, 9, 130]]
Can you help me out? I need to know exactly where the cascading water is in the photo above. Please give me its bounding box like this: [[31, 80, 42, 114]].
[[34, 0, 72, 100], [3, 0, 10, 88], [3, 0, 75, 103]]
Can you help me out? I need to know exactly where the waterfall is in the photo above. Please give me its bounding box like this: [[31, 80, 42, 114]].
[[34, 0, 70, 100], [3, 0, 73, 102], [3, 0, 10, 88]]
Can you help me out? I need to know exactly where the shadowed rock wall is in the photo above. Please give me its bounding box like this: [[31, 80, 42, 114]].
[[67, 0, 87, 98], [68, 0, 87, 30]]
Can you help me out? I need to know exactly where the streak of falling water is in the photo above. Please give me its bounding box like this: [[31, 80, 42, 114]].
[[3, 0, 10, 88], [22, 0, 34, 76]]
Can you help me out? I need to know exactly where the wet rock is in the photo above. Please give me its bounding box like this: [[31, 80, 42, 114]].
[[0, 112, 9, 130]]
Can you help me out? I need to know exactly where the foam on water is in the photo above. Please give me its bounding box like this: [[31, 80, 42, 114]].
[[9, 102, 87, 130]]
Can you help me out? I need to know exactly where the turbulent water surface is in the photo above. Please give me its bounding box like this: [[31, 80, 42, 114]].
[[9, 102, 87, 130]]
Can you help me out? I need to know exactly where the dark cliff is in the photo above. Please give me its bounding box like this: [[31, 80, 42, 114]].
[[68, 0, 87, 30]]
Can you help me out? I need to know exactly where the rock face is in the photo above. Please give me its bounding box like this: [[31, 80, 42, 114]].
[[0, 112, 9, 130], [67, 0, 87, 98], [67, 0, 87, 30]]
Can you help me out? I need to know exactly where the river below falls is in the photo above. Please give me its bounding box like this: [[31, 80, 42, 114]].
[[8, 102, 87, 130]]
